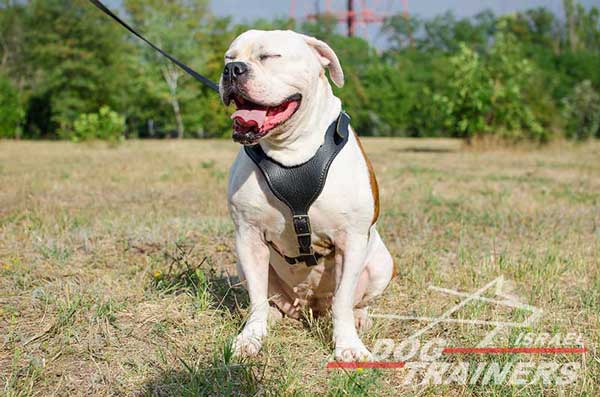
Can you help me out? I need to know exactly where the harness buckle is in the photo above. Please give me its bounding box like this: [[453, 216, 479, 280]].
[[292, 215, 311, 235], [293, 215, 313, 256]]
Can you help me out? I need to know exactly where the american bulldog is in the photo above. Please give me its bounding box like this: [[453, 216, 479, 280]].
[[221, 30, 395, 361]]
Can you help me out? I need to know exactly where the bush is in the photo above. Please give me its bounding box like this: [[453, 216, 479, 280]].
[[562, 80, 600, 141], [435, 43, 491, 138], [63, 106, 125, 143], [0, 74, 24, 138], [418, 33, 549, 143], [486, 32, 546, 141]]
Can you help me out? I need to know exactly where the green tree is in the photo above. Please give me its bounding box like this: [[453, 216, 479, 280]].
[[382, 13, 420, 50], [1, 1, 27, 138], [124, 0, 210, 139], [562, 80, 600, 140], [0, 1, 26, 90], [21, 0, 132, 138], [563, 0, 600, 52], [387, 10, 497, 53], [0, 71, 23, 138], [501, 8, 562, 54], [432, 43, 491, 138], [415, 32, 549, 142], [486, 32, 546, 141]]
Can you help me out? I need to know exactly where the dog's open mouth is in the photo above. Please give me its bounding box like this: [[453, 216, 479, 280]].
[[230, 94, 301, 145]]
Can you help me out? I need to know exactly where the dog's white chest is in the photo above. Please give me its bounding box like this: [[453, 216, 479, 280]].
[[227, 132, 372, 260]]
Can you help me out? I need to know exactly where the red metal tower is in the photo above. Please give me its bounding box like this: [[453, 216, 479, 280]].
[[291, 0, 399, 38]]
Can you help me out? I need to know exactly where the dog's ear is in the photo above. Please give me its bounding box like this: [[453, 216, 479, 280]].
[[301, 35, 344, 88]]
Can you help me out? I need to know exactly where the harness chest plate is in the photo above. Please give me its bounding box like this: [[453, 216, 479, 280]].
[[244, 112, 350, 266]]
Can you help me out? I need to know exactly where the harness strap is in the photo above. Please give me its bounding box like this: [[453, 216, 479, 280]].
[[87, 0, 219, 93], [245, 112, 350, 267], [268, 241, 324, 266]]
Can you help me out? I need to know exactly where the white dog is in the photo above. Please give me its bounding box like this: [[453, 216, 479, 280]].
[[221, 30, 395, 361]]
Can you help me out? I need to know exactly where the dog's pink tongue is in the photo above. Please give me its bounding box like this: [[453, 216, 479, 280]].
[[231, 109, 267, 128]]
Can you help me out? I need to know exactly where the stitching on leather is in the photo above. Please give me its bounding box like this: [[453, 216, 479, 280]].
[[305, 113, 348, 209]]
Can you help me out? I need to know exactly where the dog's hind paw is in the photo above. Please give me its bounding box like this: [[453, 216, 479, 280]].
[[354, 307, 373, 334]]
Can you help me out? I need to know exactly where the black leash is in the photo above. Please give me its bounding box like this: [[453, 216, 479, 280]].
[[87, 0, 219, 93]]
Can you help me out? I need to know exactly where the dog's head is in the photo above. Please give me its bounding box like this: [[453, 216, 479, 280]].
[[220, 30, 344, 145]]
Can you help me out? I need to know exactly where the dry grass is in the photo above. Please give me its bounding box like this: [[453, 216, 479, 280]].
[[1, 138, 599, 396]]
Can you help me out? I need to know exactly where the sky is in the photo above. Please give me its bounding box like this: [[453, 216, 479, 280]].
[[213, 0, 598, 47], [105, 0, 598, 46], [211, 0, 597, 21], [106, 0, 598, 20]]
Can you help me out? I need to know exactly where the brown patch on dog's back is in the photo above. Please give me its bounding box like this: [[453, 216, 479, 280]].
[[353, 131, 379, 225]]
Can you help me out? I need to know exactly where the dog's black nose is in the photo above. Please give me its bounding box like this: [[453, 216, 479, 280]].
[[223, 62, 248, 80]]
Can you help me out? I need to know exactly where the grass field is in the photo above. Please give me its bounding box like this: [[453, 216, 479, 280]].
[[1, 139, 599, 396]]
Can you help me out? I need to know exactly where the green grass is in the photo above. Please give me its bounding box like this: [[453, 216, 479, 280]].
[[0, 138, 599, 396]]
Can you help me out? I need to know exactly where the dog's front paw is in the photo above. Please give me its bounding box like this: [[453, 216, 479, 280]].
[[234, 334, 262, 357], [334, 335, 372, 362], [233, 323, 267, 357]]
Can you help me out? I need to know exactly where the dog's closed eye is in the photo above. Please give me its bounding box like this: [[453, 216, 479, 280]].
[[259, 54, 282, 61]]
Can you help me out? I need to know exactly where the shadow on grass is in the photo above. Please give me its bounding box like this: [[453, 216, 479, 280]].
[[139, 341, 272, 397], [141, 363, 268, 397], [395, 146, 457, 153], [139, 344, 384, 397], [148, 242, 249, 314]]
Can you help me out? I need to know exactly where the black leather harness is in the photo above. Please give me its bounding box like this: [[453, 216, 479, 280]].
[[244, 112, 350, 267]]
